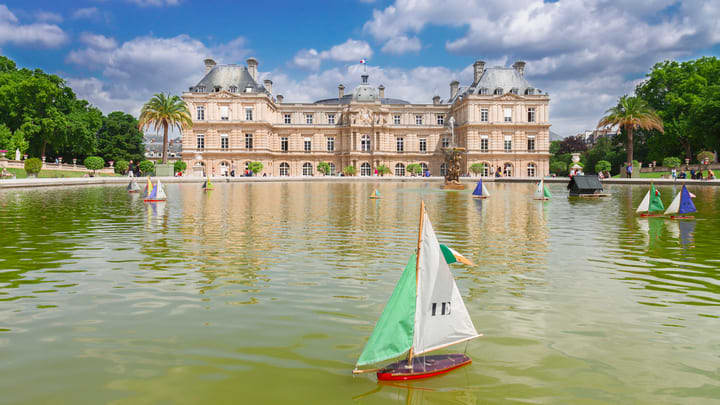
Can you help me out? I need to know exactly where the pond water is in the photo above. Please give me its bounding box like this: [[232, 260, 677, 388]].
[[0, 182, 718, 404]]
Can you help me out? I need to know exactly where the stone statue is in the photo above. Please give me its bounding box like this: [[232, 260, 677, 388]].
[[441, 115, 466, 189]]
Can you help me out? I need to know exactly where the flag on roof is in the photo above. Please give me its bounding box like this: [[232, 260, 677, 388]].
[[360, 58, 367, 64]]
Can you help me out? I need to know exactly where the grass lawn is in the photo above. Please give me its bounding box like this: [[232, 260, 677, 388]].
[[612, 170, 715, 179], [5, 168, 119, 179]]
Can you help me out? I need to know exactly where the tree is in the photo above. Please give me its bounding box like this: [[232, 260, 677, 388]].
[[555, 135, 588, 154], [697, 150, 714, 164], [342, 165, 356, 176], [595, 160, 611, 174], [139, 160, 155, 175], [84, 156, 104, 175], [598, 95, 664, 168], [248, 161, 263, 175], [114, 159, 129, 174], [97, 111, 145, 164], [377, 164, 390, 176], [550, 161, 567, 176], [138, 93, 192, 164], [173, 160, 187, 174], [317, 162, 331, 175], [663, 157, 681, 168], [406, 163, 422, 176], [469, 163, 484, 176], [24, 157, 42, 177]]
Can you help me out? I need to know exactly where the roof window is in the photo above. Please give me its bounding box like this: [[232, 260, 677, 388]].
[[493, 88, 503, 95]]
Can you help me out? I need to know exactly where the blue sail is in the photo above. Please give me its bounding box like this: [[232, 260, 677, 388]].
[[678, 186, 696, 214], [148, 182, 158, 199], [472, 180, 483, 196]]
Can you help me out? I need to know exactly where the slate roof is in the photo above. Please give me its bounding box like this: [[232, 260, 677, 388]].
[[313, 95, 410, 105], [446, 67, 538, 103], [189, 65, 267, 94], [567, 175, 603, 192]]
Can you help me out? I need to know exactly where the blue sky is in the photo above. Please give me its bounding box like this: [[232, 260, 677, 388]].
[[1, 0, 719, 136]]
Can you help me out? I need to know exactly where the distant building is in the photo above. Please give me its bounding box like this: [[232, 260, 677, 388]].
[[181, 57, 551, 177], [577, 128, 617, 146], [144, 134, 182, 160]]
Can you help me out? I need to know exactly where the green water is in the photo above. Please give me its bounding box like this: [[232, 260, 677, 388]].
[[0, 182, 718, 404]]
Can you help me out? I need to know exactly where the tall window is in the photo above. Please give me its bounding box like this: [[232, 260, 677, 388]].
[[305, 114, 313, 124], [220, 134, 228, 150], [220, 106, 229, 120], [441, 137, 450, 148], [327, 114, 335, 124], [420, 163, 428, 175], [196, 106, 205, 120], [361, 135, 371, 151], [440, 163, 447, 176], [280, 162, 289, 176], [196, 134, 205, 149], [436, 114, 444, 125], [419, 138, 427, 152], [527, 163, 536, 177], [361, 162, 371, 176], [480, 108, 488, 122], [245, 108, 253, 121], [393, 115, 400, 125], [302, 162, 313, 176], [504, 163, 513, 177], [284, 114, 291, 124], [527, 135, 536, 151], [482, 163, 490, 177], [503, 108, 512, 122], [395, 163, 405, 176], [304, 139, 312, 152], [281, 137, 288, 152], [504, 135, 512, 151], [480, 135, 489, 152], [328, 163, 336, 175], [245, 133, 253, 149], [479, 88, 488, 95], [327, 137, 335, 151], [415, 115, 423, 125], [527, 107, 536, 122], [396, 137, 404, 152]]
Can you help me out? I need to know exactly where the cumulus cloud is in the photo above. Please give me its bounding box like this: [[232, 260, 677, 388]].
[[127, 0, 181, 7], [381, 35, 421, 54], [72, 7, 100, 20], [34, 11, 63, 23], [0, 5, 67, 48], [292, 38, 373, 70]]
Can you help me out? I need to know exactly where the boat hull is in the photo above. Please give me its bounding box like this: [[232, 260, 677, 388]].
[[377, 354, 471, 381], [639, 213, 662, 217], [143, 199, 167, 203], [128, 190, 139, 193], [533, 198, 549, 201], [472, 195, 488, 199], [669, 215, 695, 220]]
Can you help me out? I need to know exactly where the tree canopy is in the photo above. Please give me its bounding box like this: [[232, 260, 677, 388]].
[[138, 93, 192, 164], [97, 112, 145, 164]]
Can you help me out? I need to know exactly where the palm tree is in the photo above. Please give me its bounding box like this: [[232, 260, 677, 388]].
[[138, 93, 192, 164], [598, 95, 663, 169]]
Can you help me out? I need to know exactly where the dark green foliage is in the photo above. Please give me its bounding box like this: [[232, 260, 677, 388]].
[[377, 165, 390, 176], [406, 163, 422, 175], [697, 151, 714, 163], [663, 157, 681, 168], [595, 160, 611, 173], [173, 160, 187, 174], [248, 161, 263, 175], [97, 112, 145, 164], [469, 163, 484, 175], [317, 162, 331, 175], [84, 156, 104, 175], [581, 137, 625, 174], [550, 161, 567, 175], [343, 165, 356, 176], [114, 160, 129, 174], [24, 157, 42, 175], [139, 160, 155, 175]]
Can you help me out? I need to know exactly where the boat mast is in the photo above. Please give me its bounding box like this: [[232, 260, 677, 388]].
[[407, 200, 424, 366]]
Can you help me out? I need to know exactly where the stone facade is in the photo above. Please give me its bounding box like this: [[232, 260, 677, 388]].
[[181, 58, 550, 178]]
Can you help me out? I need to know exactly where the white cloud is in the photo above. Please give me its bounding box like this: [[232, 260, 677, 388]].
[[127, 0, 181, 7], [381, 35, 421, 54], [34, 11, 63, 23], [72, 7, 100, 20], [79, 32, 117, 50], [292, 38, 373, 70], [0, 5, 67, 48]]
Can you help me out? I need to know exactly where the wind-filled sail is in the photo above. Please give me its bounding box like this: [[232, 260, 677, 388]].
[[413, 210, 480, 356], [472, 181, 483, 196], [678, 186, 696, 214], [665, 192, 681, 215], [648, 184, 664, 212], [356, 255, 417, 367], [636, 191, 650, 213], [156, 179, 167, 200], [127, 179, 140, 192], [482, 183, 490, 197], [534, 180, 545, 199], [543, 184, 551, 198], [143, 178, 153, 198]]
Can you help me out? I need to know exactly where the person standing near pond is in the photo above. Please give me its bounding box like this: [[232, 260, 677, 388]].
[[626, 164, 632, 178]]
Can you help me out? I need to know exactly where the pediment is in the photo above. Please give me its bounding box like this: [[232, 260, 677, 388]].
[[495, 93, 524, 101]]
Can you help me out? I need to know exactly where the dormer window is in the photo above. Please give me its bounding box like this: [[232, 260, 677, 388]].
[[510, 88, 519, 95], [525, 88, 535, 95], [245, 86, 253, 93], [195, 86, 206, 93], [479, 87, 488, 95], [214, 86, 221, 92], [494, 88, 503, 95], [229, 86, 238, 93]]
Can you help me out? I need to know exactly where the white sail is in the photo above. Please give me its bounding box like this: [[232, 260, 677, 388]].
[[664, 192, 681, 215], [156, 179, 167, 200], [534, 180, 544, 199], [636, 191, 650, 213], [413, 209, 480, 355], [482, 183, 490, 197]]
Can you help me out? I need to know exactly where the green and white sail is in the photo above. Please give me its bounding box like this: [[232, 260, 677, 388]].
[[534, 180, 550, 199], [637, 184, 664, 214]]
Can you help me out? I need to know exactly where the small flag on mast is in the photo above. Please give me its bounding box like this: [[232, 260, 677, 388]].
[[360, 58, 367, 64]]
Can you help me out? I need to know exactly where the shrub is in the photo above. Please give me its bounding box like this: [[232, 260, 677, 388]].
[[114, 159, 129, 174], [24, 157, 42, 176], [595, 160, 611, 174], [406, 163, 423, 176], [248, 161, 263, 175], [342, 165, 356, 176], [469, 163, 484, 176], [697, 151, 714, 164], [317, 162, 331, 175], [139, 160, 155, 175], [550, 161, 567, 175], [377, 164, 390, 176], [173, 160, 187, 174], [84, 156, 104, 175], [663, 157, 681, 168], [632, 160, 640, 168]]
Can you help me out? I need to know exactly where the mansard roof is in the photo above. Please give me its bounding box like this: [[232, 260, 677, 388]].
[[189, 65, 267, 94], [313, 95, 410, 105], [447, 66, 538, 103]]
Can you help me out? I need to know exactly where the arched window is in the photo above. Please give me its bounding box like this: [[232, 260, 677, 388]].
[[525, 88, 535, 95], [245, 161, 250, 172], [494, 87, 503, 95], [503, 163, 513, 177], [510, 88, 519, 95], [361, 135, 371, 151], [395, 163, 405, 177], [328, 162, 336, 175], [479, 87, 488, 95], [527, 163, 536, 177], [420, 163, 428, 175], [219, 161, 229, 176], [360, 162, 371, 176], [280, 162, 290, 176], [440, 163, 447, 177], [482, 162, 490, 177], [302, 162, 313, 176], [229, 85, 237, 93]]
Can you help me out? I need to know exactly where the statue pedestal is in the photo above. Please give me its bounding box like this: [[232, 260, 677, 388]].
[[155, 163, 173, 177], [441, 181, 466, 190]]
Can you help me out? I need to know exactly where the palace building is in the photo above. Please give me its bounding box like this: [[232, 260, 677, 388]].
[[181, 58, 550, 178]]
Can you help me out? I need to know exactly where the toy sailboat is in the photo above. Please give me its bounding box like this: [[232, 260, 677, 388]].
[[353, 201, 481, 381], [636, 184, 664, 217], [664, 185, 696, 219], [127, 178, 140, 193], [471, 179, 490, 199], [202, 177, 215, 191], [533, 179, 551, 200], [369, 189, 381, 199], [143, 178, 167, 202]]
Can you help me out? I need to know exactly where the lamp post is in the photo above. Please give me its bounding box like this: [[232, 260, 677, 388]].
[[73, 157, 77, 167], [58, 157, 63, 167]]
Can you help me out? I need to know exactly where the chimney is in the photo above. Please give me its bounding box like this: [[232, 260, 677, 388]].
[[450, 80, 459, 99], [204, 58, 216, 73], [263, 79, 273, 94], [512, 61, 526, 77], [338, 84, 345, 98], [378, 84, 385, 99], [361, 74, 369, 84], [246, 57, 259, 81], [432, 95, 441, 105], [276, 94, 284, 103], [473, 60, 485, 83]]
